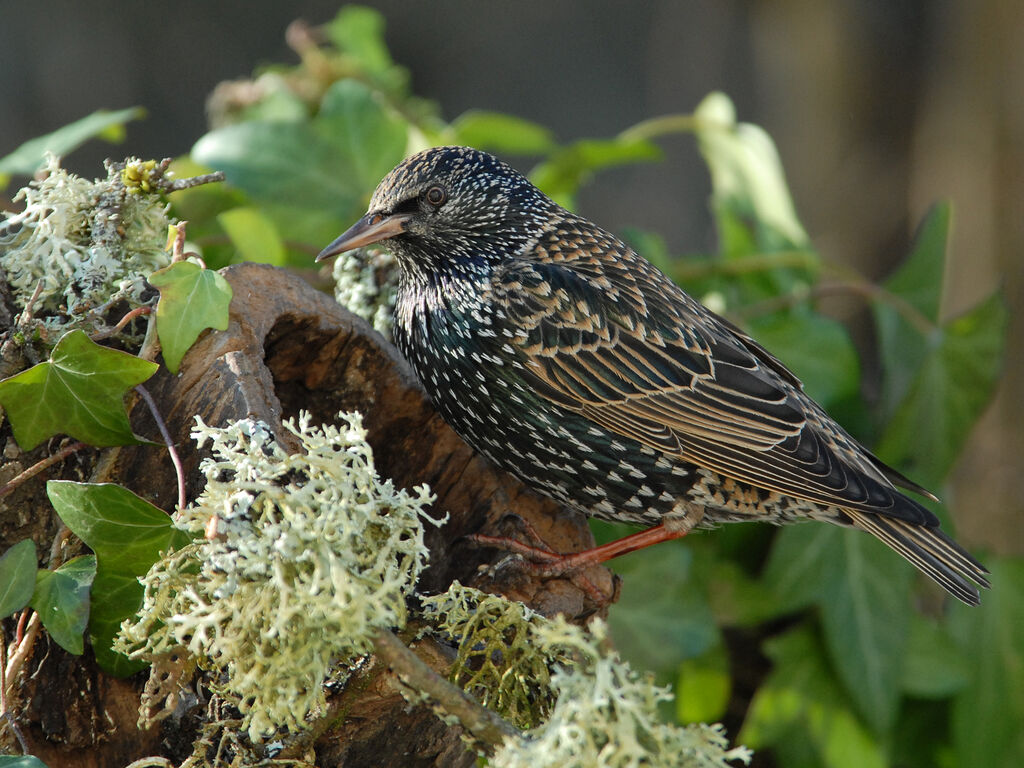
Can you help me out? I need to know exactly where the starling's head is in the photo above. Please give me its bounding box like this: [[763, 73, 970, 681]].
[[317, 146, 554, 278]]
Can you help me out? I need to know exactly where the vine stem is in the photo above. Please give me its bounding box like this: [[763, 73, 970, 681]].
[[135, 384, 187, 513], [371, 629, 519, 748], [0, 441, 87, 500]]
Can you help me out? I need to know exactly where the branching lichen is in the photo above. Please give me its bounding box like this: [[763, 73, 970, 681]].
[[331, 245, 399, 338], [115, 411, 444, 741], [0, 155, 170, 321], [425, 584, 751, 768], [421, 582, 564, 729]]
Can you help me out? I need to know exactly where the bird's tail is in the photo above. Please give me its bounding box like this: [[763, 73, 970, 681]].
[[844, 509, 990, 605]]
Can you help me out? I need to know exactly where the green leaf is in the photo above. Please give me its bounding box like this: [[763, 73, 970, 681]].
[[530, 137, 661, 209], [765, 522, 914, 732], [748, 309, 860, 408], [0, 539, 38, 618], [740, 623, 887, 768], [0, 329, 158, 450], [149, 261, 233, 373], [317, 79, 409, 194], [949, 557, 1024, 768], [217, 206, 287, 266], [193, 121, 359, 214], [47, 480, 190, 675], [452, 111, 556, 155], [874, 203, 951, 413], [0, 107, 144, 187], [693, 92, 809, 254], [876, 292, 1007, 489], [818, 526, 914, 733], [324, 6, 395, 75], [0, 756, 51, 768], [192, 80, 408, 224], [900, 613, 970, 698], [676, 643, 731, 724], [762, 523, 830, 613], [605, 541, 719, 681], [30, 555, 96, 655]]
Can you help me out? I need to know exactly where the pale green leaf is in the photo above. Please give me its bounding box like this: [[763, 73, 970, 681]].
[[149, 261, 233, 374], [217, 207, 287, 265], [0, 107, 144, 182], [694, 92, 809, 253], [452, 111, 556, 155]]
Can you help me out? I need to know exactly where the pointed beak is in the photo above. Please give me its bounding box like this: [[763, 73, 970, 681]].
[[316, 212, 412, 262]]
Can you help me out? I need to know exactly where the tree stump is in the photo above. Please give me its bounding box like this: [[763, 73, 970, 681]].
[[5, 262, 615, 767]]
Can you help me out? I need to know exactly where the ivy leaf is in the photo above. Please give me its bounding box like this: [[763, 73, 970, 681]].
[[0, 539, 38, 618], [47, 480, 190, 675], [876, 292, 1007, 489], [149, 260, 233, 374], [818, 527, 914, 733], [30, 555, 96, 655], [192, 79, 407, 226], [317, 79, 410, 195], [764, 523, 914, 732], [0, 329, 158, 450], [0, 107, 144, 188], [741, 624, 888, 768], [949, 558, 1024, 768], [874, 202, 951, 415], [452, 111, 557, 155], [530, 137, 661, 209], [217, 207, 287, 266], [603, 538, 720, 682], [676, 642, 731, 724], [901, 613, 970, 698], [748, 309, 860, 409]]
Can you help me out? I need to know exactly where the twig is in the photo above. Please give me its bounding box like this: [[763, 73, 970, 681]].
[[618, 113, 701, 142], [4, 612, 42, 709], [159, 171, 225, 193], [0, 635, 30, 754], [91, 305, 153, 341], [0, 441, 88, 500], [135, 384, 186, 513], [17, 280, 45, 326], [371, 629, 519, 749]]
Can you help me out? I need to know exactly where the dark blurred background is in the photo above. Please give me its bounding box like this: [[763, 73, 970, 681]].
[[1, 0, 1020, 552]]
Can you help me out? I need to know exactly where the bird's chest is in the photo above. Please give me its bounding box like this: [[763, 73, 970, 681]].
[[392, 283, 692, 525]]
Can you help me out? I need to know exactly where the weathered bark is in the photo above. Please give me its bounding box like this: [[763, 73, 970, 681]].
[[4, 262, 614, 767]]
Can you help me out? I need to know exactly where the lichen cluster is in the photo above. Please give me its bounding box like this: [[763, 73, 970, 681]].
[[0, 155, 170, 323], [422, 582, 565, 728], [331, 245, 400, 338], [115, 411, 443, 740], [427, 584, 751, 768]]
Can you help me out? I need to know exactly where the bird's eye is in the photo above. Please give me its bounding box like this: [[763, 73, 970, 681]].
[[424, 185, 447, 207]]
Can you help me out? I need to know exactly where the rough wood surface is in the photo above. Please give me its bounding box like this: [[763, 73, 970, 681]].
[[5, 262, 615, 767]]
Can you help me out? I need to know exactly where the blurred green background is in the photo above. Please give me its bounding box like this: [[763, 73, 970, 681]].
[[2, 3, 1021, 767]]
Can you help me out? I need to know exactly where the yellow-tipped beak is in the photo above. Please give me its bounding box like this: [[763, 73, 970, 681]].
[[316, 212, 412, 262]]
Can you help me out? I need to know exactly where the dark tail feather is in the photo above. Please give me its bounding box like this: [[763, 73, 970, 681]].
[[845, 509, 990, 606]]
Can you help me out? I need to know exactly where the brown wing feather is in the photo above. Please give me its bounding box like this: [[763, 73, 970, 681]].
[[495, 221, 936, 525]]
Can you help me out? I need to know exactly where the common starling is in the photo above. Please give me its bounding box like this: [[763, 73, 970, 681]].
[[318, 145, 989, 605]]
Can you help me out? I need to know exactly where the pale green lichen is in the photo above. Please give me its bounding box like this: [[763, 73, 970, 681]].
[[422, 581, 564, 728], [491, 617, 752, 768], [425, 584, 751, 768], [332, 245, 399, 338], [115, 411, 444, 741], [0, 154, 170, 320]]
